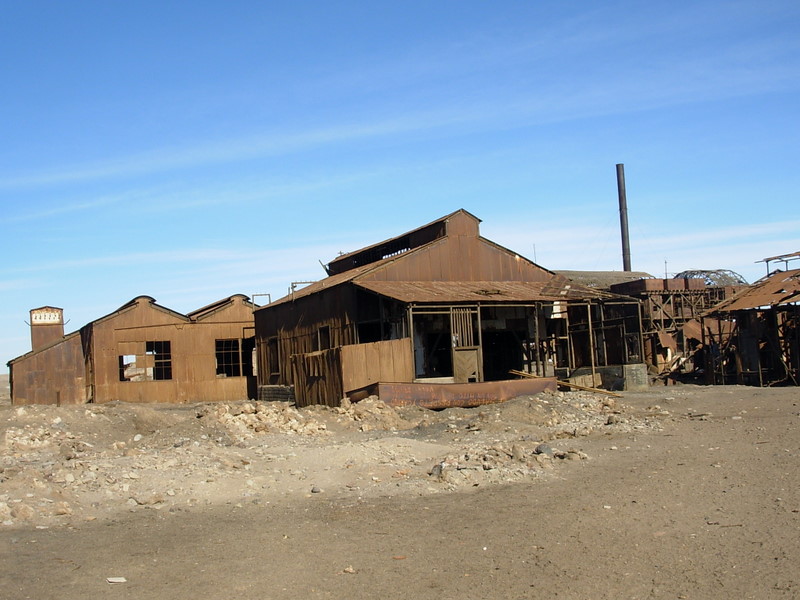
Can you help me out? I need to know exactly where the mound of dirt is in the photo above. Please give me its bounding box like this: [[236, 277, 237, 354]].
[[0, 389, 663, 529]]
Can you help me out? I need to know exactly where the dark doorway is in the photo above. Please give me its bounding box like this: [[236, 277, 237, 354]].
[[482, 330, 524, 381]]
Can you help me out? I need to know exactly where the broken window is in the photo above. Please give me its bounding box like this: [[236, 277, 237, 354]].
[[118, 354, 139, 382], [216, 339, 242, 377], [215, 338, 255, 378], [119, 341, 172, 382], [146, 341, 172, 380]]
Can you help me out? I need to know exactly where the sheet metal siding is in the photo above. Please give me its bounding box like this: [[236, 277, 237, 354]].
[[31, 323, 64, 353], [255, 285, 359, 387], [10, 335, 86, 405], [358, 236, 551, 284], [92, 297, 255, 404], [711, 269, 800, 312]]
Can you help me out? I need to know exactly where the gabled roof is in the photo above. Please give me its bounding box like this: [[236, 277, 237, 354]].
[[258, 211, 625, 310], [326, 209, 480, 275], [355, 278, 619, 304], [266, 248, 416, 308], [710, 269, 800, 312], [7, 330, 82, 366], [556, 270, 654, 289], [89, 295, 190, 327], [188, 294, 255, 321], [8, 294, 253, 366]]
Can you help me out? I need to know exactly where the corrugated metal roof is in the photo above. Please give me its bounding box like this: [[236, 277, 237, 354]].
[[187, 294, 254, 320], [355, 279, 618, 304], [556, 270, 654, 289], [326, 209, 480, 275], [263, 240, 446, 308], [710, 269, 800, 312]]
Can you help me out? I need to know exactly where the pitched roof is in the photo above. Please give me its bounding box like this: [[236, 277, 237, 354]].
[[8, 294, 252, 365], [710, 269, 800, 312], [325, 209, 480, 275], [355, 278, 618, 304], [556, 270, 654, 289], [187, 294, 255, 320]]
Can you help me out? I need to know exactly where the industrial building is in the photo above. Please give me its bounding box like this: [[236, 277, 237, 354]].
[[254, 210, 646, 408], [703, 262, 800, 386], [8, 294, 257, 405]]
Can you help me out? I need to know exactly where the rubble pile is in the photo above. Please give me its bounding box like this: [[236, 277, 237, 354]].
[[200, 401, 330, 440], [0, 390, 665, 529]]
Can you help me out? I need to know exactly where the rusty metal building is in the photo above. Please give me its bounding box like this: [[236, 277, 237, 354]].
[[254, 210, 645, 408], [607, 276, 744, 378], [703, 268, 800, 386], [8, 294, 257, 405]]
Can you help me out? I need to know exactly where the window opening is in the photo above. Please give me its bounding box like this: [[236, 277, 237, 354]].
[[216, 339, 242, 377], [317, 326, 331, 351], [147, 341, 172, 380], [119, 341, 172, 381], [267, 337, 279, 376]]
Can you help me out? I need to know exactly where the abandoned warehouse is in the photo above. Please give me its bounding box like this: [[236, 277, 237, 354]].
[[254, 210, 646, 407], [8, 294, 257, 405]]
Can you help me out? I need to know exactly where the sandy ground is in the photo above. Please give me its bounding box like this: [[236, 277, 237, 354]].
[[1, 381, 798, 599]]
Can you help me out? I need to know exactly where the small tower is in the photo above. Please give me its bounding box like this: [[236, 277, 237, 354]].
[[30, 306, 64, 351]]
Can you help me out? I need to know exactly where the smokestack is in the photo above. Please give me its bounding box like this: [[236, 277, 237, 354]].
[[29, 307, 64, 351], [616, 163, 632, 272]]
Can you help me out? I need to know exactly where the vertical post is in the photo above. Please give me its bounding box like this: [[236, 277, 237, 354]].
[[587, 303, 597, 384], [534, 304, 541, 376], [616, 163, 632, 272]]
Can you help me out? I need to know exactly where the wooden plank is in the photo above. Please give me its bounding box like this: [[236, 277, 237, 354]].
[[509, 369, 623, 397]]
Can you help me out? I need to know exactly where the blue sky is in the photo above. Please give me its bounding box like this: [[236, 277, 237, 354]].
[[2, 1, 799, 370]]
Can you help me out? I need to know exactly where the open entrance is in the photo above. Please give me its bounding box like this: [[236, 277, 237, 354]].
[[412, 310, 453, 379], [411, 306, 482, 382]]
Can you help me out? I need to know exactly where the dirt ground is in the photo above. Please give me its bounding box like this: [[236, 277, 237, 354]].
[[1, 378, 798, 599]]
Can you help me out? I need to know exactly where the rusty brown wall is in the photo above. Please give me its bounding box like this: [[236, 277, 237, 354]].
[[340, 338, 414, 392], [288, 339, 413, 407], [31, 323, 65, 352], [10, 334, 86, 405], [358, 235, 551, 284], [92, 297, 255, 404]]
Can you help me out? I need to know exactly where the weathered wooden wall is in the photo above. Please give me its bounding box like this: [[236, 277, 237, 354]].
[[341, 338, 414, 392], [290, 348, 343, 407], [289, 338, 415, 407], [255, 285, 359, 387]]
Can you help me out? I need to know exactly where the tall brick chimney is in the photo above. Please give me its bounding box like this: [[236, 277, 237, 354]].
[[30, 306, 64, 351]]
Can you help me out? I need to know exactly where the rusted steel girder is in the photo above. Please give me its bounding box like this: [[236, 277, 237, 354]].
[[370, 378, 557, 409]]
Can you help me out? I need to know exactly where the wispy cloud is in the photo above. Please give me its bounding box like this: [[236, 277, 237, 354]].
[[485, 218, 800, 283], [2, 7, 796, 193], [0, 278, 42, 292]]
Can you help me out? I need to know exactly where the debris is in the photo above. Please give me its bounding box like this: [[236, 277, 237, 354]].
[[509, 370, 622, 397]]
